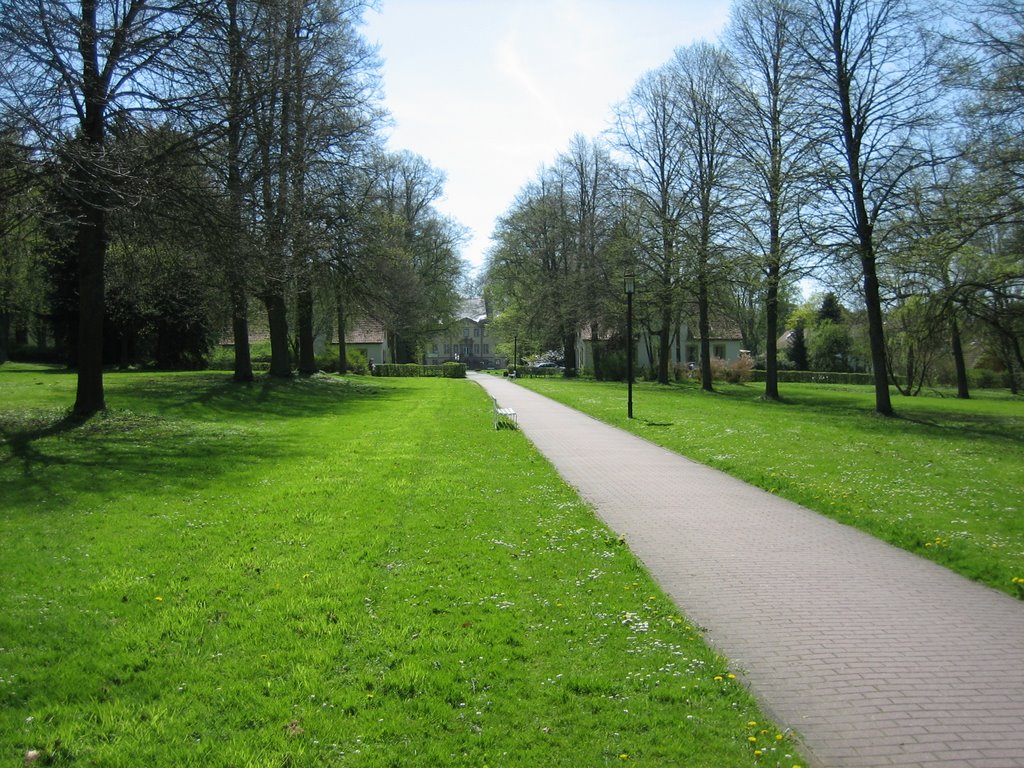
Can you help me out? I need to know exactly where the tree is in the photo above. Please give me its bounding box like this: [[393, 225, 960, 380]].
[[487, 170, 576, 364], [727, 0, 818, 400], [0, 0, 206, 414], [555, 135, 622, 376], [612, 67, 690, 384], [371, 150, 465, 362], [673, 41, 743, 392], [817, 291, 843, 324], [798, 0, 943, 415], [787, 317, 809, 369], [0, 130, 43, 363]]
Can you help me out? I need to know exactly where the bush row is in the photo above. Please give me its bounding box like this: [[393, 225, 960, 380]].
[[508, 366, 563, 377], [373, 362, 466, 378]]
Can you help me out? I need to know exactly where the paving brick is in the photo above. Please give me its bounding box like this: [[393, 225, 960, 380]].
[[470, 374, 1024, 768]]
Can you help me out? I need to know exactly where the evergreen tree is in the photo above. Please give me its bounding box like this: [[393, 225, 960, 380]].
[[788, 319, 808, 370]]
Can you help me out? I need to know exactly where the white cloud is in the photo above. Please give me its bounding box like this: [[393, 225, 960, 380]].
[[363, 0, 732, 273]]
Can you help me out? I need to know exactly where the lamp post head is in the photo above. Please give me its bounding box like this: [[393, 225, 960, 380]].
[[624, 268, 635, 296]]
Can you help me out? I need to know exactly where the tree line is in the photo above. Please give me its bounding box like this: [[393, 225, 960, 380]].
[[485, 0, 1024, 414], [0, 0, 467, 415]]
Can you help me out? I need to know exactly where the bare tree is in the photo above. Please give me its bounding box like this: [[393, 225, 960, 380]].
[[557, 134, 621, 378], [612, 67, 691, 384], [672, 41, 743, 392], [727, 0, 818, 400], [797, 0, 943, 415], [0, 0, 207, 414]]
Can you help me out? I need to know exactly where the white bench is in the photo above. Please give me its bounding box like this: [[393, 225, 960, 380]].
[[492, 397, 517, 430]]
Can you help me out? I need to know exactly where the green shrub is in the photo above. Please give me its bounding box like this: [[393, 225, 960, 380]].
[[442, 361, 466, 378], [346, 348, 369, 375], [969, 368, 1009, 389], [595, 349, 627, 381], [725, 355, 754, 384], [373, 363, 458, 378]]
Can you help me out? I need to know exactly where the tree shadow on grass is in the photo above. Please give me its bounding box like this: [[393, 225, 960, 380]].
[[109, 372, 399, 422], [0, 410, 90, 473], [0, 374, 402, 510]]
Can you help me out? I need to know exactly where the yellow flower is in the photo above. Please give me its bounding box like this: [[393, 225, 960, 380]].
[[748, 736, 757, 743], [747, 721, 758, 727], [155, 596, 163, 602]]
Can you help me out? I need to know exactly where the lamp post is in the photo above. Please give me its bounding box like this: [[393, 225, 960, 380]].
[[624, 267, 635, 419]]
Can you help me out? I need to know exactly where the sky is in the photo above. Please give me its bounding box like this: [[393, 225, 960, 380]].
[[362, 0, 734, 275]]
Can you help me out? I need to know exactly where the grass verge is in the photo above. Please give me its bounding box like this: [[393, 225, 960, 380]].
[[1, 364, 803, 767], [511, 375, 1024, 598]]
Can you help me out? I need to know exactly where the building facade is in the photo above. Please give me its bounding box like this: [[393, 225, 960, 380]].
[[576, 322, 745, 372], [422, 298, 506, 370]]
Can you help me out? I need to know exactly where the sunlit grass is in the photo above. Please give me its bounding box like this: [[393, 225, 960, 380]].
[[514, 375, 1024, 598], [0, 364, 804, 767]]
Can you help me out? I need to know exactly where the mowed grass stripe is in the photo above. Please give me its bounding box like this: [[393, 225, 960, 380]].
[[0, 365, 802, 767]]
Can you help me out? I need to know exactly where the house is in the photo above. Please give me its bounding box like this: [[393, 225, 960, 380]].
[[576, 321, 745, 372], [422, 298, 506, 369], [345, 318, 390, 365]]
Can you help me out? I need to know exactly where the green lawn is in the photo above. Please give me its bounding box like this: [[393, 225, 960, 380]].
[[512, 375, 1024, 598], [0, 364, 803, 767]]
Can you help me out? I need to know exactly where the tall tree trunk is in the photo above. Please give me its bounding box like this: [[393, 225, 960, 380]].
[[336, 288, 347, 373], [74, 185, 106, 414], [698, 275, 713, 392], [297, 282, 315, 375], [832, 3, 893, 417], [861, 250, 893, 414], [658, 312, 671, 384], [764, 266, 780, 400], [73, 0, 107, 416], [950, 315, 969, 399], [590, 322, 602, 379], [230, 280, 253, 382], [226, 0, 252, 383], [562, 332, 577, 375], [264, 292, 291, 377]]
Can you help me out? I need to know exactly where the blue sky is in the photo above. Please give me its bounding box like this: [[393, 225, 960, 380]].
[[362, 0, 733, 273]]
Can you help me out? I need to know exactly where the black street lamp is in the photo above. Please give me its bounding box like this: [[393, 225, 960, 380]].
[[624, 267, 635, 419]]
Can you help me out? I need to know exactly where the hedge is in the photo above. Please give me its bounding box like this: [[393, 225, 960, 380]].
[[509, 366, 562, 378], [373, 362, 466, 378]]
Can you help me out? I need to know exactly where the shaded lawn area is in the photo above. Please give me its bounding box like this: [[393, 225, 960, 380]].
[[0, 364, 803, 767], [513, 375, 1024, 598]]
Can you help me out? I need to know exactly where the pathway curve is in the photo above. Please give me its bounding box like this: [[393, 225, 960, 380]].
[[470, 372, 1024, 768]]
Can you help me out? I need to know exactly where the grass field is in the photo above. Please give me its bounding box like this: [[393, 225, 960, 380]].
[[512, 376, 1024, 598], [0, 364, 803, 767]]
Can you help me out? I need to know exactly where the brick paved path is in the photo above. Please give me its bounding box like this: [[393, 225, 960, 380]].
[[471, 373, 1024, 768]]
